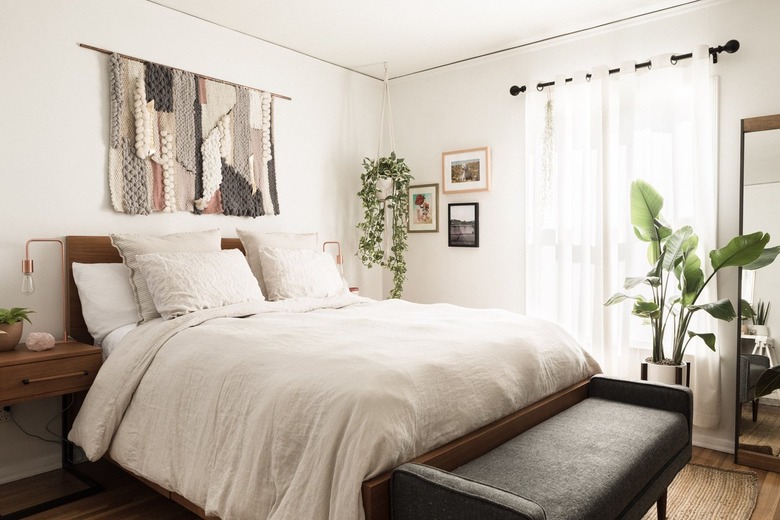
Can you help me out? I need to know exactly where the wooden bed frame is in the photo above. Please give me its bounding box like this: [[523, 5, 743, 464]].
[[64, 235, 591, 520]]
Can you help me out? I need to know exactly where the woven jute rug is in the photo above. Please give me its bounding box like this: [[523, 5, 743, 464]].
[[739, 403, 780, 456], [640, 463, 757, 520]]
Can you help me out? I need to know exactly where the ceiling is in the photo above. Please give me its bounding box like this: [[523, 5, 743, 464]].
[[150, 0, 699, 80]]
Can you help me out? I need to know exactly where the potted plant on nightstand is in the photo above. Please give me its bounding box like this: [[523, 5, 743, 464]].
[[605, 180, 780, 386], [0, 308, 34, 352]]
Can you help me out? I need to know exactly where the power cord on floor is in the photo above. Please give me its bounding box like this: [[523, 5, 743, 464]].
[[9, 395, 87, 463]]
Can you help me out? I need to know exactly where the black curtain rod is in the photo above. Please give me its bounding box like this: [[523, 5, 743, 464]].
[[509, 39, 740, 96]]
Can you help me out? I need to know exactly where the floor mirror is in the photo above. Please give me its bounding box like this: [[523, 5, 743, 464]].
[[735, 113, 780, 473]]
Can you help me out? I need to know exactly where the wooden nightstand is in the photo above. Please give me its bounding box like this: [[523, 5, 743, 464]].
[[0, 341, 102, 519], [0, 341, 102, 408]]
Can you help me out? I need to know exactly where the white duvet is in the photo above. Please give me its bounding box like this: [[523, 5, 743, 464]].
[[69, 296, 601, 520]]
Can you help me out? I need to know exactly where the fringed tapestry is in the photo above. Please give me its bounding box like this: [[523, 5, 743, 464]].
[[107, 53, 279, 217]]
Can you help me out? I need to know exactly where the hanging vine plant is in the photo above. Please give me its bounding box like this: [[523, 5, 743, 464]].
[[357, 152, 413, 299]]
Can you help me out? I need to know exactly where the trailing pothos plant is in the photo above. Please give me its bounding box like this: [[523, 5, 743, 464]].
[[605, 180, 780, 365], [357, 152, 413, 299]]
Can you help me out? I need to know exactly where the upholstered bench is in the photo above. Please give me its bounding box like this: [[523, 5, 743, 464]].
[[392, 375, 693, 520]]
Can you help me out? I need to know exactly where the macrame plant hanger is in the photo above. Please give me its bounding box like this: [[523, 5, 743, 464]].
[[376, 63, 396, 203]]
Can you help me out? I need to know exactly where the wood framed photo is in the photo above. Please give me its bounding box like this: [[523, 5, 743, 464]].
[[442, 147, 491, 194], [448, 203, 479, 247], [408, 184, 439, 233]]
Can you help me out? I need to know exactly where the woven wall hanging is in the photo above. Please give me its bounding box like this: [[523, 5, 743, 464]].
[[106, 52, 281, 217]]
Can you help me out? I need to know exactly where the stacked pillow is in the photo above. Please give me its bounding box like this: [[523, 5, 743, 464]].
[[72, 262, 138, 346], [135, 249, 264, 319], [110, 229, 224, 323], [73, 229, 350, 343], [236, 229, 347, 301], [235, 229, 318, 296]]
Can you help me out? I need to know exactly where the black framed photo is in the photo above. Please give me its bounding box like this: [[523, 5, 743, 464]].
[[448, 203, 479, 247]]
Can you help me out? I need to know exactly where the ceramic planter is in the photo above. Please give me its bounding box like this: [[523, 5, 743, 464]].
[[641, 361, 691, 387], [752, 325, 770, 337], [0, 322, 23, 352], [376, 177, 394, 201]]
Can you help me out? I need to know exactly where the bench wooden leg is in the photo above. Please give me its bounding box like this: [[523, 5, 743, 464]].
[[656, 488, 668, 520]]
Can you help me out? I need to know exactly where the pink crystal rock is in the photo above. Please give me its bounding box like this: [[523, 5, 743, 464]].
[[26, 332, 55, 351]]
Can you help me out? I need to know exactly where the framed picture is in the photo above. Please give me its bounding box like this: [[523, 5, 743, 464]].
[[448, 203, 479, 247], [408, 184, 439, 232], [442, 147, 491, 194]]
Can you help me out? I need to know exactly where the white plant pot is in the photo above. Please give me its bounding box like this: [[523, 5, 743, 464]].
[[752, 325, 770, 337], [641, 361, 690, 387], [376, 178, 393, 201]]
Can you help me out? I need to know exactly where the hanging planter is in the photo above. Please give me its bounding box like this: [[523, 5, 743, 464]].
[[357, 152, 412, 299], [357, 64, 413, 299]]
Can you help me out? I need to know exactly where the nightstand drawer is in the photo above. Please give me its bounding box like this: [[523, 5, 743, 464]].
[[0, 353, 102, 406]]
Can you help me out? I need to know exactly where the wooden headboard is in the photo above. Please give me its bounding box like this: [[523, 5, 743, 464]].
[[65, 236, 244, 344]]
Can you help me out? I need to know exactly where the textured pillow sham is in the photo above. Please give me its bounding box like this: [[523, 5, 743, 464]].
[[136, 249, 264, 320], [257, 246, 346, 301], [110, 229, 222, 323], [72, 262, 138, 346], [236, 229, 317, 296]]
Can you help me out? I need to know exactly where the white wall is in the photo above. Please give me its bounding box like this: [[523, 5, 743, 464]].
[[0, 0, 382, 483], [390, 0, 780, 451]]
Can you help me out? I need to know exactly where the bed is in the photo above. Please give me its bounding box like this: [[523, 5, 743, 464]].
[[64, 234, 601, 520]]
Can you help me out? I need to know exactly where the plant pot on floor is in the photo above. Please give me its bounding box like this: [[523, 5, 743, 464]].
[[0, 322, 23, 352], [641, 361, 691, 387]]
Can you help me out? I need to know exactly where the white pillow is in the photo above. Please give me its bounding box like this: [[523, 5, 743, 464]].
[[136, 249, 264, 319], [236, 229, 318, 296], [257, 247, 346, 301], [110, 229, 222, 323], [72, 262, 138, 346]]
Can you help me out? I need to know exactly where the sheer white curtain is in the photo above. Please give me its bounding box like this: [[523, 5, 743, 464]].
[[525, 46, 721, 427]]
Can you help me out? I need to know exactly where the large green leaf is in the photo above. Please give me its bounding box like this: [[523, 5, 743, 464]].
[[740, 299, 756, 320], [689, 299, 736, 321], [755, 366, 780, 398], [604, 293, 640, 306], [663, 226, 694, 271], [677, 249, 703, 306], [630, 180, 664, 243], [709, 232, 770, 272], [624, 276, 660, 290], [687, 331, 716, 352], [632, 300, 660, 319], [743, 245, 780, 270]]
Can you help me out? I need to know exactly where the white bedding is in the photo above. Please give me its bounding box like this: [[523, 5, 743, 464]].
[[69, 296, 600, 520], [100, 322, 139, 360]]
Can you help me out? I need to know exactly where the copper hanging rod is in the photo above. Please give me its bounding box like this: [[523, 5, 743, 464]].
[[78, 43, 292, 101]]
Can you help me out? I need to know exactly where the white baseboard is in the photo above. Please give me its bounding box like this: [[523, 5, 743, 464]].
[[0, 453, 61, 485], [693, 432, 735, 454]]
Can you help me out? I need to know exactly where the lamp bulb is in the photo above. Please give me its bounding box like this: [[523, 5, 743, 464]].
[[21, 273, 35, 295]]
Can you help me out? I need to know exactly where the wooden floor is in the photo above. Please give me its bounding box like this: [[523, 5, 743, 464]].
[[2, 447, 779, 519]]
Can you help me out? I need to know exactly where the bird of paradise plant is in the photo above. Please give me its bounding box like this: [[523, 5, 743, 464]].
[[605, 180, 780, 365]]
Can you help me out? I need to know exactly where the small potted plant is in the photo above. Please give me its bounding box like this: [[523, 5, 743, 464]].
[[0, 308, 34, 352], [752, 299, 771, 336], [605, 180, 780, 385]]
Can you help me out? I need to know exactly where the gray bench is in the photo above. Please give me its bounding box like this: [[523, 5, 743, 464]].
[[392, 375, 692, 520]]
